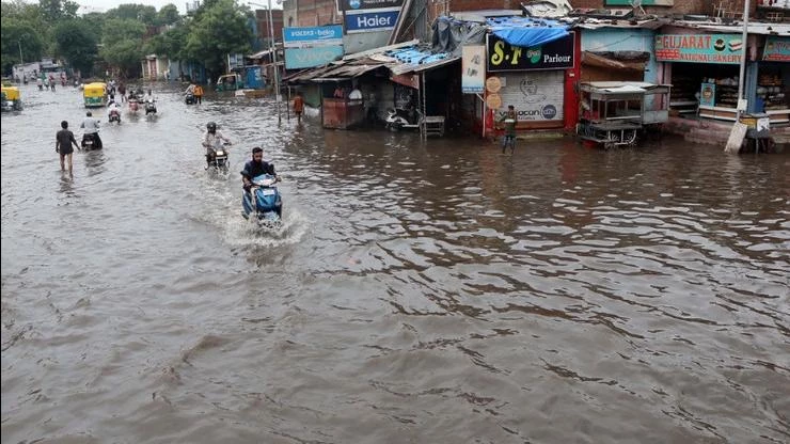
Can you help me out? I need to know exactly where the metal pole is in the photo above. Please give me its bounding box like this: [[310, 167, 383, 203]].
[[736, 0, 750, 122], [18, 40, 23, 64], [268, 0, 281, 124]]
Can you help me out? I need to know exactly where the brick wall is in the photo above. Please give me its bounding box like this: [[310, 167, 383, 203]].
[[296, 0, 340, 27], [256, 10, 284, 43]]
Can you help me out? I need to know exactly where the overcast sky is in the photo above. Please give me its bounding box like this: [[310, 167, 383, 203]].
[[75, 0, 283, 14]]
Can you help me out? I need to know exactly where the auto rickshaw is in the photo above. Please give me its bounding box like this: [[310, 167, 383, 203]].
[[83, 82, 107, 108], [216, 73, 243, 92], [0, 85, 22, 111]]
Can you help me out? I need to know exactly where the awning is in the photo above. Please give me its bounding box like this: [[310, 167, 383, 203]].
[[670, 21, 790, 36], [582, 51, 648, 72], [487, 16, 571, 48]]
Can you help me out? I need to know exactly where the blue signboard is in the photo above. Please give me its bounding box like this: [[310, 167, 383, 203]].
[[345, 8, 399, 34], [283, 26, 343, 48], [284, 46, 345, 70]]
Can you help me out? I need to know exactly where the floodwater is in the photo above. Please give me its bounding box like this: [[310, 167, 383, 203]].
[[2, 83, 789, 444]]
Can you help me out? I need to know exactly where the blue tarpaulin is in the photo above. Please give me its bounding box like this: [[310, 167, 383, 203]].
[[386, 47, 450, 65], [487, 17, 570, 48]]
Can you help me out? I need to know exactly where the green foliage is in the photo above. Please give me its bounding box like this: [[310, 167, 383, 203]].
[[143, 23, 188, 60], [106, 4, 157, 26], [99, 18, 145, 77], [184, 0, 252, 76], [53, 20, 98, 75], [0, 18, 45, 74], [157, 4, 180, 26], [38, 0, 78, 22]]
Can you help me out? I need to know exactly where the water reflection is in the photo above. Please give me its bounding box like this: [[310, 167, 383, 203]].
[[83, 149, 106, 176]]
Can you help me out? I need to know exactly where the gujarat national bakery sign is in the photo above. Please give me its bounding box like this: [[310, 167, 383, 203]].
[[655, 34, 744, 64]]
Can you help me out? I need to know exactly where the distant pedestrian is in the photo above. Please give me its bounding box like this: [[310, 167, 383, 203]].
[[56, 120, 80, 175], [499, 105, 517, 154], [293, 92, 304, 124], [194, 84, 204, 104]]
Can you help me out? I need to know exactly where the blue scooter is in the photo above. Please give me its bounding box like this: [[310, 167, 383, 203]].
[[242, 174, 283, 223]]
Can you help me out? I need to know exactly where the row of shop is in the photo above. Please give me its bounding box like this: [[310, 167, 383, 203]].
[[285, 14, 789, 139]]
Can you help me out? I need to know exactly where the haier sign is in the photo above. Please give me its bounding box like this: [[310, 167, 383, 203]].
[[344, 8, 399, 33]]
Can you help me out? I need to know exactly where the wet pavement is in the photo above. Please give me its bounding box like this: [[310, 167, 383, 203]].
[[2, 83, 789, 443]]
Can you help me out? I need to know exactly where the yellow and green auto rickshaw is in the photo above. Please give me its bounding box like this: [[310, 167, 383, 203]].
[[0, 85, 22, 111], [83, 82, 107, 108]]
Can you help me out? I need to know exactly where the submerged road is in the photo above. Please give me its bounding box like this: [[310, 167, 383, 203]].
[[2, 83, 789, 443]]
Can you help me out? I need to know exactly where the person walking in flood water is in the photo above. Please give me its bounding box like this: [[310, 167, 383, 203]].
[[498, 105, 517, 154], [293, 92, 304, 124], [56, 120, 80, 175]]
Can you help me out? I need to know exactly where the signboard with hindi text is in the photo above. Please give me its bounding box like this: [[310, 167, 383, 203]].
[[655, 34, 744, 64]]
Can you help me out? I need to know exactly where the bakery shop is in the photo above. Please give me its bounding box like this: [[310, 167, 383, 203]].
[[655, 25, 789, 126]]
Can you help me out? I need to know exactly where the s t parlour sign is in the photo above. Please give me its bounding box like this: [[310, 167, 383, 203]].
[[487, 34, 574, 72]]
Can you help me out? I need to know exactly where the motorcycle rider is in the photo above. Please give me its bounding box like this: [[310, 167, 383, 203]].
[[107, 97, 122, 122], [142, 89, 156, 104], [201, 122, 231, 167], [80, 111, 103, 148], [241, 147, 281, 216]]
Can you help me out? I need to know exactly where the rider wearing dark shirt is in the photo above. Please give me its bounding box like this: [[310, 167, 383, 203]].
[[241, 147, 277, 191]]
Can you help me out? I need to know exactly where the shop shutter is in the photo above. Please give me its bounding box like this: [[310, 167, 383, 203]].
[[497, 71, 565, 129]]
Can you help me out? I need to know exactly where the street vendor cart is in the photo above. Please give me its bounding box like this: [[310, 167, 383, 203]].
[[577, 82, 671, 149]]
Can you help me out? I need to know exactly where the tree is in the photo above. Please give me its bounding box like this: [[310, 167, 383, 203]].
[[53, 20, 98, 76], [106, 4, 157, 26], [0, 19, 45, 74], [39, 0, 78, 22], [143, 23, 188, 60], [157, 4, 180, 26], [184, 0, 252, 77], [99, 18, 145, 77]]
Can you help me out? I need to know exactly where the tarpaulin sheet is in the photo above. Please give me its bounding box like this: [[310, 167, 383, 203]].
[[487, 17, 570, 48]]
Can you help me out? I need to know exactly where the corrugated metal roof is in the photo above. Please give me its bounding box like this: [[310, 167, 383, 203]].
[[670, 21, 790, 36]]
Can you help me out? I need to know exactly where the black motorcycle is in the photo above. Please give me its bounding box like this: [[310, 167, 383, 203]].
[[185, 93, 196, 105], [81, 133, 102, 150], [144, 101, 157, 115]]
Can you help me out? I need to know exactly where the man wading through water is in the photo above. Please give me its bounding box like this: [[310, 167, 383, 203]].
[[499, 105, 517, 154]]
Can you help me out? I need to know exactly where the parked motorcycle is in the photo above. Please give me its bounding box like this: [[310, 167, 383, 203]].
[[385, 107, 423, 131]]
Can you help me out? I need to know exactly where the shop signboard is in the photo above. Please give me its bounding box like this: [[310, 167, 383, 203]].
[[486, 34, 574, 72], [462, 46, 486, 94], [655, 34, 744, 64], [283, 26, 344, 69], [284, 46, 345, 70], [344, 8, 399, 33], [338, 0, 404, 11], [283, 26, 343, 48], [496, 71, 565, 122], [763, 36, 790, 62]]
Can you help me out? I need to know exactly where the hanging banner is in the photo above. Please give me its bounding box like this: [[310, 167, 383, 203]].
[[655, 34, 743, 64], [462, 46, 486, 94], [338, 0, 404, 11], [763, 36, 790, 62], [487, 34, 574, 72], [344, 8, 399, 33]]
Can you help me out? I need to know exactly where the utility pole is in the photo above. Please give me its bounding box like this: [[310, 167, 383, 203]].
[[735, 0, 750, 122], [18, 40, 23, 64], [249, 0, 282, 124]]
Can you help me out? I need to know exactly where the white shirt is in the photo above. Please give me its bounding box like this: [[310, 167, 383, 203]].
[[202, 130, 229, 149], [107, 103, 121, 115], [348, 89, 362, 100], [143, 94, 155, 103], [81, 118, 101, 134]]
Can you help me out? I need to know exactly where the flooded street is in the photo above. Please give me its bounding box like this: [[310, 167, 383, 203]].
[[2, 83, 789, 443]]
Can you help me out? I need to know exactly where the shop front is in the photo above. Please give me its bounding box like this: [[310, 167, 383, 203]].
[[755, 36, 790, 125], [656, 32, 757, 121], [482, 32, 577, 133]]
